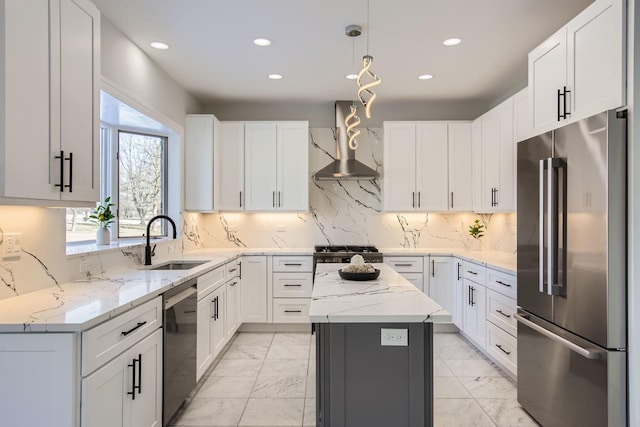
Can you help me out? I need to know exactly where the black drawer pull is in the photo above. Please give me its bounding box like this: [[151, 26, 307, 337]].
[[394, 263, 413, 267], [127, 358, 136, 399], [495, 309, 511, 318], [228, 268, 237, 273], [121, 321, 147, 336], [284, 284, 302, 287], [495, 344, 511, 355], [495, 280, 512, 287], [284, 310, 302, 313], [284, 263, 303, 266], [229, 281, 238, 287], [467, 270, 478, 275], [183, 310, 196, 314]]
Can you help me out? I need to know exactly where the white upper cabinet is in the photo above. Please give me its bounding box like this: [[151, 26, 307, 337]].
[[471, 118, 483, 212], [219, 122, 245, 211], [513, 88, 533, 143], [244, 121, 308, 212], [478, 97, 515, 212], [0, 0, 100, 204], [383, 121, 471, 212], [184, 114, 220, 212], [447, 123, 473, 211], [528, 0, 625, 134]]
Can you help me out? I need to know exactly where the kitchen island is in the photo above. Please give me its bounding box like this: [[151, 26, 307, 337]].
[[310, 263, 450, 427]]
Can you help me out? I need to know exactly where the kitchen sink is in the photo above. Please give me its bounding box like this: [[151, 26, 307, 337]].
[[147, 261, 208, 270]]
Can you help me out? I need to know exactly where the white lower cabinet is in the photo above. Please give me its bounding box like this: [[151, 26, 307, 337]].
[[384, 256, 425, 292], [241, 256, 268, 323], [427, 256, 454, 315], [196, 267, 228, 381], [273, 298, 311, 323], [272, 256, 313, 323], [400, 272, 424, 292], [82, 329, 162, 427], [486, 322, 517, 376], [226, 277, 241, 338], [462, 278, 487, 349], [484, 268, 518, 378], [452, 259, 464, 329]]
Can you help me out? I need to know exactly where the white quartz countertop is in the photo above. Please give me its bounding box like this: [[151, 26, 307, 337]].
[[379, 248, 516, 274], [309, 263, 451, 324]]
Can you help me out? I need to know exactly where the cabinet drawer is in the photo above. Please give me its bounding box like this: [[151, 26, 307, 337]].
[[272, 256, 313, 272], [487, 269, 517, 300], [400, 272, 424, 292], [273, 272, 313, 298], [463, 261, 486, 283], [197, 266, 225, 300], [486, 289, 517, 337], [486, 322, 517, 377], [82, 297, 162, 376], [272, 298, 311, 323], [384, 256, 424, 273], [225, 260, 240, 278]]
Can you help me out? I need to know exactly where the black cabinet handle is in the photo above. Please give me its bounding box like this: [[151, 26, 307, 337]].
[[284, 284, 302, 287], [471, 286, 475, 306], [394, 263, 413, 267], [468, 286, 472, 306], [495, 344, 511, 355], [284, 310, 302, 313], [457, 263, 462, 281], [450, 191, 454, 209], [212, 296, 219, 320], [278, 191, 282, 207], [127, 358, 136, 400], [431, 259, 435, 277], [557, 88, 562, 121], [412, 192, 415, 208], [272, 191, 276, 207], [121, 321, 147, 336], [495, 280, 512, 288], [135, 354, 142, 394], [496, 309, 511, 318], [467, 270, 478, 275], [184, 310, 196, 314], [239, 191, 243, 208], [55, 150, 65, 192], [239, 261, 242, 279], [284, 263, 302, 266], [228, 268, 237, 273], [418, 192, 421, 208], [65, 152, 73, 192]]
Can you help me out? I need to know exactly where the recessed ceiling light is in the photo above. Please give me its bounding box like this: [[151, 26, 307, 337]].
[[150, 41, 169, 50], [442, 37, 462, 46], [253, 38, 272, 47], [345, 74, 358, 80], [268, 74, 283, 80], [418, 74, 434, 80]]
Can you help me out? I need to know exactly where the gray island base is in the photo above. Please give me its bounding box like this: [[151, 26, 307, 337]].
[[310, 264, 450, 427]]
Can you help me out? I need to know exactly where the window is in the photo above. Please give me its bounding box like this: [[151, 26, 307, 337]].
[[65, 125, 168, 243]]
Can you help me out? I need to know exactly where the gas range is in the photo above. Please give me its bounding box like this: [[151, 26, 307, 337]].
[[313, 245, 383, 264]]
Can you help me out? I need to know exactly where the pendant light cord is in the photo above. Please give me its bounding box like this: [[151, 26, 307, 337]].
[[366, 0, 370, 55]]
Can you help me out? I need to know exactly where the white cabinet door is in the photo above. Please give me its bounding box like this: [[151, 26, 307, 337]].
[[528, 27, 567, 133], [567, 0, 625, 120], [481, 109, 499, 211], [241, 256, 268, 323], [185, 115, 219, 212], [196, 295, 213, 381], [219, 122, 245, 210], [427, 256, 454, 316], [226, 279, 240, 337], [447, 123, 473, 211], [383, 123, 417, 211], [471, 118, 483, 212], [277, 121, 309, 211], [513, 87, 533, 143], [57, 0, 100, 203], [211, 285, 226, 358], [0, 333, 76, 427], [463, 280, 486, 349], [415, 123, 448, 211], [82, 329, 162, 427], [400, 272, 424, 292], [245, 122, 277, 211], [452, 259, 464, 329]]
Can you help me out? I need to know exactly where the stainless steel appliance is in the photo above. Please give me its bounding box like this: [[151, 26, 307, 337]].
[[163, 279, 198, 425], [313, 245, 383, 264], [516, 110, 627, 426]]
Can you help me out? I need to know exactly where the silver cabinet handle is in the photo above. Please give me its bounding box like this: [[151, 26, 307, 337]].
[[539, 159, 545, 293], [547, 158, 554, 296], [495, 309, 511, 318], [515, 313, 604, 359], [495, 280, 512, 288]]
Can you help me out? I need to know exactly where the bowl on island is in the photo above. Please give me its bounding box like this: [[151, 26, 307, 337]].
[[338, 268, 380, 281]]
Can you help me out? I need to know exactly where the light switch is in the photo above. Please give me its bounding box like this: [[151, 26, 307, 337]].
[[381, 328, 408, 346], [2, 233, 22, 259]]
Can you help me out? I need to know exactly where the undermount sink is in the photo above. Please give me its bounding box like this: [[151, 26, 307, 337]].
[[147, 261, 208, 270]]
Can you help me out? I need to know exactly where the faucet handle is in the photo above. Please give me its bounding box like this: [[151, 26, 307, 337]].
[[151, 244, 157, 257]]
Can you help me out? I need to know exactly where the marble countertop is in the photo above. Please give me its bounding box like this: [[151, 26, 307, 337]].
[[0, 247, 510, 332], [309, 263, 451, 324]]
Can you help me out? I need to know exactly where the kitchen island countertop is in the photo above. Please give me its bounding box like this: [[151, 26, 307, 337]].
[[309, 263, 450, 323]]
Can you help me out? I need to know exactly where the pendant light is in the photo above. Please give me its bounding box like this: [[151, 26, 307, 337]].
[[357, 0, 381, 119]]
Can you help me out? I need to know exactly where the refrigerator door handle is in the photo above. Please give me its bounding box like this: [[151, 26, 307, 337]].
[[547, 158, 556, 296], [539, 159, 546, 294], [515, 313, 605, 360]]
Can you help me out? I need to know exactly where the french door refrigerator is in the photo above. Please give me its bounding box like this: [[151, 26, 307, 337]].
[[516, 110, 627, 427]]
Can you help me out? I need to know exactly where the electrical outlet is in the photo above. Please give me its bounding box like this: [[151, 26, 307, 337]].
[[2, 233, 21, 259], [380, 328, 408, 346], [276, 225, 287, 233]]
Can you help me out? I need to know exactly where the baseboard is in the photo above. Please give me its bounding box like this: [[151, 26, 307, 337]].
[[239, 323, 312, 333]]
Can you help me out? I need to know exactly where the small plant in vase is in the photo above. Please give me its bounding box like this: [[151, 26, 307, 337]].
[[90, 197, 115, 245], [468, 219, 484, 250]]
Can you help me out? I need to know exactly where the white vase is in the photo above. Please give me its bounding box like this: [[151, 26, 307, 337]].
[[96, 227, 110, 245], [470, 238, 482, 251]]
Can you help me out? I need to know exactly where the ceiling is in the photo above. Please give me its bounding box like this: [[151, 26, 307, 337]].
[[93, 0, 593, 108]]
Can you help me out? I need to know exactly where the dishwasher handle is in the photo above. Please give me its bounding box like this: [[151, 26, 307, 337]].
[[165, 285, 197, 309]]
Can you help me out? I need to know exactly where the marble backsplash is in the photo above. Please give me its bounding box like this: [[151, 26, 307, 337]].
[[183, 128, 517, 253]]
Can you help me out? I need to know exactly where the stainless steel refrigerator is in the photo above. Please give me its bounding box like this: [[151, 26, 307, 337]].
[[516, 110, 627, 427]]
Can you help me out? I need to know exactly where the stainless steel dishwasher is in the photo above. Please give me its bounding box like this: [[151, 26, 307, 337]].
[[163, 279, 198, 425]]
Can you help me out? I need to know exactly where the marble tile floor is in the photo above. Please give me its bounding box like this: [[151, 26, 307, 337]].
[[170, 331, 538, 427]]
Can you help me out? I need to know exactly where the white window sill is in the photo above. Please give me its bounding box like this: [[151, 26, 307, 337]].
[[66, 237, 175, 258]]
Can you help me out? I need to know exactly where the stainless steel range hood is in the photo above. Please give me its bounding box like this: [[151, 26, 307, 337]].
[[314, 101, 380, 181]]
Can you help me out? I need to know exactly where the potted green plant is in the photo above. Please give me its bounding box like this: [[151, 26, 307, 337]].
[[90, 196, 115, 245], [468, 219, 484, 250]]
